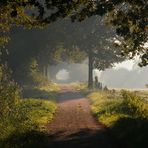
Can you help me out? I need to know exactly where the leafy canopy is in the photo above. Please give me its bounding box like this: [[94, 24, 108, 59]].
[[0, 0, 148, 65]]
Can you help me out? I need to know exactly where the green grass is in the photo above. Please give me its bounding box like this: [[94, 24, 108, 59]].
[[70, 82, 88, 91], [88, 90, 148, 148], [20, 99, 57, 129], [0, 83, 59, 148], [22, 83, 60, 99], [37, 83, 61, 92], [0, 99, 57, 147], [88, 91, 124, 126], [133, 90, 148, 101]]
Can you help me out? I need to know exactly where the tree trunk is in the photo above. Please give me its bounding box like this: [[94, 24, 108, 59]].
[[88, 52, 93, 89], [39, 63, 44, 76], [43, 66, 48, 77], [45, 66, 48, 77]]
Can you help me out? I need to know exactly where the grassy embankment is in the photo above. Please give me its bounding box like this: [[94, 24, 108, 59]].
[[88, 90, 148, 148], [0, 83, 60, 148]]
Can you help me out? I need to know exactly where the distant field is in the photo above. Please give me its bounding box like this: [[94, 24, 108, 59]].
[[70, 82, 148, 101]]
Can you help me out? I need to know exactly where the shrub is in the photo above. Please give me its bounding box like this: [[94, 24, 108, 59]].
[[28, 58, 48, 86], [0, 65, 21, 118], [121, 90, 148, 118], [0, 64, 57, 147], [0, 64, 22, 140], [88, 90, 148, 148], [0, 98, 57, 147]]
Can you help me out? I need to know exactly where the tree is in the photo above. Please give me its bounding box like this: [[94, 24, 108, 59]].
[[0, 0, 45, 66], [1, 1, 147, 66], [0, 0, 44, 46], [6, 16, 122, 88], [48, 17, 125, 88], [44, 0, 148, 66], [0, 0, 147, 88], [72, 17, 124, 88]]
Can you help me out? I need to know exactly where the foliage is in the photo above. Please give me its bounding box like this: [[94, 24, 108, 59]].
[[66, 17, 125, 70], [88, 91, 124, 126], [0, 0, 147, 67], [88, 90, 148, 148], [28, 58, 49, 86], [0, 0, 46, 86], [0, 64, 57, 147], [0, 64, 21, 117], [0, 99, 57, 147], [51, 44, 86, 64], [22, 83, 60, 99], [121, 90, 148, 118], [38, 82, 60, 92], [0, 0, 45, 46], [19, 99, 57, 130], [43, 0, 148, 66], [51, 17, 125, 88], [88, 90, 148, 125], [70, 82, 88, 91]]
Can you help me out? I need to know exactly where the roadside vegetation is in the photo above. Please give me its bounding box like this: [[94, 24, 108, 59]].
[[70, 82, 88, 91], [88, 90, 148, 148], [0, 66, 58, 148]]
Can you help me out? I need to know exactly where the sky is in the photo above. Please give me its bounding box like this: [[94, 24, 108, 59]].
[[114, 60, 136, 71]]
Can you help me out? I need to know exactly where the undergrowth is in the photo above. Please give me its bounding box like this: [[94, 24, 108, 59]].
[[0, 99, 57, 148], [88, 90, 148, 148], [0, 65, 58, 147]]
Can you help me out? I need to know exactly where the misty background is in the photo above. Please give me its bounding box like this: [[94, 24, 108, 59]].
[[6, 19, 148, 89], [49, 60, 148, 89]]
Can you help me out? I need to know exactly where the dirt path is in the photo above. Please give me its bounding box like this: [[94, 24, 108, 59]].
[[46, 85, 115, 148]]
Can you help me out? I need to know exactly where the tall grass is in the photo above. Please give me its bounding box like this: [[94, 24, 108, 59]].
[[88, 90, 148, 148], [0, 65, 58, 147], [0, 98, 57, 148]]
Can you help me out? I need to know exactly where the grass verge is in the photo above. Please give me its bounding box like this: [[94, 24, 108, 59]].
[[0, 84, 59, 148], [88, 90, 148, 148]]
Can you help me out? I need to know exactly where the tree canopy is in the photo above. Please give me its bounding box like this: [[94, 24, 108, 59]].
[[0, 0, 147, 86], [43, 0, 148, 66], [2, 0, 146, 65]]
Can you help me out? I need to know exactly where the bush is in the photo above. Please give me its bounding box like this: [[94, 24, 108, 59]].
[[28, 58, 48, 86], [0, 64, 22, 140], [0, 99, 57, 147], [0, 65, 21, 118], [0, 65, 57, 147], [121, 90, 148, 118]]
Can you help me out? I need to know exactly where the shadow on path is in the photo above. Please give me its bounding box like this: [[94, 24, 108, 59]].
[[46, 128, 115, 148], [56, 91, 84, 102], [46, 85, 116, 148]]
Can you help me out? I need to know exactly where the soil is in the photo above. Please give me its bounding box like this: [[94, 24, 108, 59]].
[[46, 85, 116, 148]]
